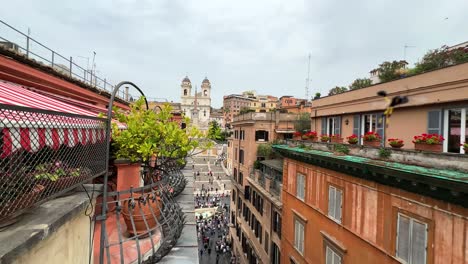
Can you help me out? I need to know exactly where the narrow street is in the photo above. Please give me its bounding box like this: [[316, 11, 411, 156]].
[[190, 155, 233, 264]]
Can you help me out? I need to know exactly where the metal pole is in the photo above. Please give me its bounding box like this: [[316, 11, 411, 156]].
[[51, 51, 54, 67], [26, 36, 30, 58], [99, 81, 147, 264], [104, 78, 106, 90], [69, 56, 73, 77]]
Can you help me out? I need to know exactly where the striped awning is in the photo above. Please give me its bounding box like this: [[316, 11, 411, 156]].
[[0, 80, 108, 158]]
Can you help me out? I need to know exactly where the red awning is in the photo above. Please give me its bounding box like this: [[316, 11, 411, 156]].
[[0, 80, 106, 158], [0, 80, 99, 116]]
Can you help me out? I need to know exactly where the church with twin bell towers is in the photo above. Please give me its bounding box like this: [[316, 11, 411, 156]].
[[180, 76, 212, 131]]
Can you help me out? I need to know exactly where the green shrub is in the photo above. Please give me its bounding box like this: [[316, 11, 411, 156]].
[[378, 148, 391, 159], [334, 144, 349, 155]]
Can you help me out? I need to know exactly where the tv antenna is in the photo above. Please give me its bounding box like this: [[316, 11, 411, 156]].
[[403, 44, 416, 61], [305, 53, 311, 99]]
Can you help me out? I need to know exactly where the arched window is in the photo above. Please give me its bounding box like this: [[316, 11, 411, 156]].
[[184, 89, 187, 96], [204, 90, 208, 96], [203, 110, 206, 117]]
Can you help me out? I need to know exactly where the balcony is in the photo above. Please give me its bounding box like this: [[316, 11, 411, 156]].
[[248, 161, 283, 207], [232, 112, 297, 123]]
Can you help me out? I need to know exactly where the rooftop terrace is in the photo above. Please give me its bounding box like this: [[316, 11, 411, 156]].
[[273, 142, 468, 208]]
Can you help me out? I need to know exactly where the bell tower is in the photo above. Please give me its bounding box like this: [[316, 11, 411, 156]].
[[201, 77, 211, 98], [181, 76, 192, 97]]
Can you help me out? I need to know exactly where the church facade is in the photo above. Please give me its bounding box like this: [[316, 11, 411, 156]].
[[180, 76, 212, 130]]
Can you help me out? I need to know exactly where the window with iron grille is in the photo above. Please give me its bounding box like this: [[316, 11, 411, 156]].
[[328, 185, 342, 223], [396, 213, 428, 264]]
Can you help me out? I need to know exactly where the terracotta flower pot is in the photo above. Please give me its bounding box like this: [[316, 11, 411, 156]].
[[364, 141, 381, 147], [331, 138, 343, 143], [414, 143, 442, 152], [464, 147, 468, 153], [0, 184, 45, 220], [308, 137, 318, 142], [348, 141, 358, 145], [390, 144, 404, 149], [114, 159, 142, 198], [121, 192, 161, 237]]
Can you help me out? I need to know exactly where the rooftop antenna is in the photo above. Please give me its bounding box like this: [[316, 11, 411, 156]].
[[403, 44, 415, 61], [305, 53, 311, 99]]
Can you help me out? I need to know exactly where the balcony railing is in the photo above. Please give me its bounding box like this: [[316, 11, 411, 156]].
[[0, 19, 128, 101]]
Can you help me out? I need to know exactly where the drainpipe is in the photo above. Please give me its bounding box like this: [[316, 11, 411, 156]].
[[314, 109, 318, 132]]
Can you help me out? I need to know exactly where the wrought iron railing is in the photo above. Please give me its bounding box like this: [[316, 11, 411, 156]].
[[96, 81, 186, 263], [0, 19, 127, 101], [0, 104, 107, 223]]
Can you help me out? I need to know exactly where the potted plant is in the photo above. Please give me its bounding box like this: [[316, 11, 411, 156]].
[[362, 131, 381, 147], [305, 131, 318, 142], [121, 189, 161, 237], [320, 134, 330, 142], [330, 134, 343, 143], [33, 161, 88, 191], [346, 134, 358, 145], [293, 131, 302, 140], [111, 97, 160, 195], [412, 133, 444, 152], [388, 138, 404, 148], [461, 142, 468, 153], [0, 175, 45, 223]]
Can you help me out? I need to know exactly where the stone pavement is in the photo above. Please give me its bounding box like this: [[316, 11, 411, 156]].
[[158, 165, 199, 264]]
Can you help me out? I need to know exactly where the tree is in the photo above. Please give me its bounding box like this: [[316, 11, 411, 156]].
[[413, 45, 468, 74], [328, 86, 348, 96], [294, 113, 311, 133], [377, 60, 408, 82], [349, 78, 372, 90], [112, 98, 205, 167], [207, 121, 224, 141], [257, 143, 273, 158], [313, 92, 321, 99]]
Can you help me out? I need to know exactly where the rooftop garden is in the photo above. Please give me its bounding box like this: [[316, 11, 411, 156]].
[[272, 143, 468, 207], [320, 44, 468, 97]]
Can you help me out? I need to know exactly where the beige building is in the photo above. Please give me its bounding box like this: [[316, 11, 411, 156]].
[[223, 92, 278, 125], [227, 112, 297, 264], [180, 76, 212, 130]]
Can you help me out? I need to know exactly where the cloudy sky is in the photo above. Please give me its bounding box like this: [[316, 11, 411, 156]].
[[2, 0, 468, 107]]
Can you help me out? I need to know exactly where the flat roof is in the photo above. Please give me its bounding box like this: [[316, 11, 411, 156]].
[[260, 159, 283, 171]]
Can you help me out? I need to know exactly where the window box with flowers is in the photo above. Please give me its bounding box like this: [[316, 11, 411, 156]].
[[362, 131, 381, 147], [346, 134, 358, 145], [305, 131, 318, 142], [412, 133, 444, 152], [293, 131, 302, 140], [330, 134, 343, 143], [388, 138, 404, 149], [320, 135, 330, 143], [462, 142, 468, 153]]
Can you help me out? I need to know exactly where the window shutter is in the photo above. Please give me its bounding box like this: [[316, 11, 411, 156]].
[[334, 116, 342, 136], [376, 113, 385, 146], [328, 187, 335, 218], [335, 189, 342, 223], [411, 220, 427, 264], [321, 117, 327, 135], [428, 110, 442, 135], [396, 214, 410, 262], [353, 115, 361, 140]]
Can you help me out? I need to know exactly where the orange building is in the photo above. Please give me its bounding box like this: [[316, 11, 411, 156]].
[[273, 62, 468, 264]]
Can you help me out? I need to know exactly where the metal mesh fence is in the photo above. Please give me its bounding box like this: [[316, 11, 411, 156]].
[[0, 104, 107, 222]]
